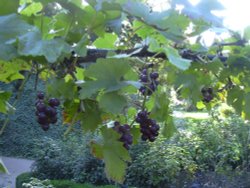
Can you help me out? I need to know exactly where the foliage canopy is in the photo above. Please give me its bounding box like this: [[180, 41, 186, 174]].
[[1, 0, 250, 182]]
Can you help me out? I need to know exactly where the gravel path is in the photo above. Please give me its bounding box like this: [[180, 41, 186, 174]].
[[0, 157, 34, 188]]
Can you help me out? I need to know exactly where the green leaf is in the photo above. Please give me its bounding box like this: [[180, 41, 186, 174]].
[[227, 87, 244, 115], [149, 92, 170, 122], [171, 0, 224, 26], [74, 35, 88, 56], [162, 115, 176, 139], [244, 92, 250, 120], [80, 100, 102, 132], [79, 58, 132, 99], [18, 29, 71, 63], [93, 33, 118, 49], [0, 14, 35, 43], [0, 158, 8, 174], [19, 2, 43, 16], [0, 59, 30, 83], [244, 26, 250, 40], [47, 78, 76, 100], [0, 0, 19, 15], [91, 127, 131, 183], [164, 46, 192, 70], [0, 91, 11, 114], [0, 44, 17, 61], [99, 92, 127, 114]]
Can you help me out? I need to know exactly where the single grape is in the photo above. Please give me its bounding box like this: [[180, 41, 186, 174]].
[[37, 92, 45, 100], [141, 134, 148, 141], [141, 68, 147, 75], [48, 98, 60, 107], [36, 103, 46, 112], [140, 74, 148, 83], [150, 72, 159, 79], [41, 124, 50, 131], [37, 113, 48, 124], [45, 106, 57, 117], [50, 116, 58, 124]]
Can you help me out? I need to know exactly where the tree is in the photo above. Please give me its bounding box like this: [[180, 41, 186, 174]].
[[0, 0, 250, 182]]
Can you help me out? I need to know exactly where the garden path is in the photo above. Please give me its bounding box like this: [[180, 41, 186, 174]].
[[0, 157, 34, 188]]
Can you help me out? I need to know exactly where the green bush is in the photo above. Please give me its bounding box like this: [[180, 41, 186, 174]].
[[16, 172, 34, 188], [50, 180, 118, 188], [126, 138, 197, 188], [0, 78, 67, 159], [32, 133, 109, 185]]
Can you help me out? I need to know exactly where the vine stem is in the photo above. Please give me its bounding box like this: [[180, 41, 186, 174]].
[[0, 72, 32, 135]]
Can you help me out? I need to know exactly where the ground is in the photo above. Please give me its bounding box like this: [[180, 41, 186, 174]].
[[0, 157, 34, 188]]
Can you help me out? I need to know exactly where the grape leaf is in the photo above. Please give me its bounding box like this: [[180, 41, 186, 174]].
[[99, 92, 127, 114], [80, 100, 102, 132], [47, 78, 76, 100], [93, 33, 118, 49], [162, 115, 176, 139], [227, 87, 244, 115], [171, 0, 224, 26], [0, 59, 30, 83], [0, 14, 35, 44], [164, 46, 192, 70], [148, 91, 171, 122], [79, 58, 133, 99], [0, 158, 8, 174], [244, 92, 250, 120], [91, 127, 131, 183], [18, 29, 71, 63], [0, 91, 11, 114], [19, 2, 43, 16], [0, 0, 19, 16]]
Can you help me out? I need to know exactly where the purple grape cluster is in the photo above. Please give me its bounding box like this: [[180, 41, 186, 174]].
[[139, 68, 159, 96], [135, 111, 160, 142], [113, 122, 133, 150], [201, 87, 213, 103], [35, 92, 60, 131]]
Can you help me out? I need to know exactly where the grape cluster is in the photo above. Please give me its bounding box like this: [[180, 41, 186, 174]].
[[113, 122, 133, 150], [135, 111, 160, 142], [201, 87, 213, 103], [139, 68, 159, 96], [35, 92, 60, 131]]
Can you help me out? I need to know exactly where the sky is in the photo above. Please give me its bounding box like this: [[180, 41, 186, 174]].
[[190, 0, 250, 32], [148, 0, 250, 32]]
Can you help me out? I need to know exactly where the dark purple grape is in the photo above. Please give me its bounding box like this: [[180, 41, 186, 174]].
[[113, 122, 133, 150], [50, 116, 58, 124], [148, 135, 156, 142], [45, 106, 57, 117], [149, 84, 156, 91], [114, 121, 120, 127], [150, 72, 159, 79], [48, 98, 60, 107], [140, 74, 148, 82], [141, 134, 148, 141], [36, 103, 46, 112], [37, 92, 45, 100], [138, 111, 148, 119], [123, 124, 130, 130], [136, 111, 160, 142], [123, 143, 129, 150], [41, 124, 50, 131], [118, 126, 127, 133], [37, 113, 48, 124], [141, 68, 147, 75]]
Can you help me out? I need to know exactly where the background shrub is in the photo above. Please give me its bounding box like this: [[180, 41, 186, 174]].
[[31, 133, 109, 185], [126, 138, 197, 188], [0, 78, 67, 159], [16, 172, 34, 188]]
